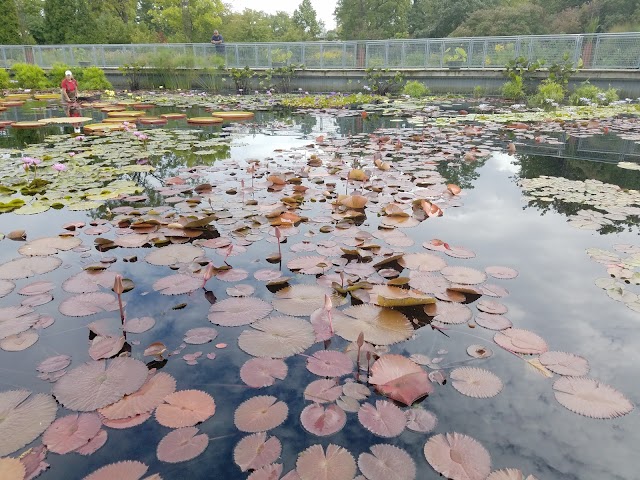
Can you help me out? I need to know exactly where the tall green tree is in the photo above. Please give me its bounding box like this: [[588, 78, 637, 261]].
[[335, 0, 411, 40], [0, 0, 21, 44], [409, 0, 499, 38], [271, 11, 305, 41], [452, 3, 549, 37], [222, 9, 275, 42], [16, 0, 46, 44], [44, 0, 77, 43], [146, 0, 225, 42], [293, 0, 324, 39]]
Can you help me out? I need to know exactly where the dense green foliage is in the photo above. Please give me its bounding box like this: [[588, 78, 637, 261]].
[[293, 0, 324, 40], [47, 63, 80, 85], [502, 76, 526, 100], [281, 93, 383, 108], [2, 0, 638, 45], [0, 69, 11, 89], [569, 82, 619, 105], [364, 68, 405, 95], [530, 80, 566, 108], [402, 80, 430, 98], [5, 63, 111, 90], [10, 63, 49, 88], [0, 0, 21, 44], [451, 3, 548, 36], [80, 66, 112, 90], [335, 0, 411, 39]]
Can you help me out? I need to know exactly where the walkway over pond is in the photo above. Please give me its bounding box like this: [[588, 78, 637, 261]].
[[2, 33, 639, 70]]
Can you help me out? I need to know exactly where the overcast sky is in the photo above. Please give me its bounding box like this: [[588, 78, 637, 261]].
[[229, 0, 339, 30]]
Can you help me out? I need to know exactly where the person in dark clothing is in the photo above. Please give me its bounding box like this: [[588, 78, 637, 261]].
[[210, 30, 225, 56]]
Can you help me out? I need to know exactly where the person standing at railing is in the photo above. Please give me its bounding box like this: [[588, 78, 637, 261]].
[[210, 30, 225, 56], [60, 70, 79, 105]]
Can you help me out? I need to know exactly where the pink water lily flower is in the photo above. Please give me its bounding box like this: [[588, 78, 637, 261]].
[[52, 163, 67, 172], [22, 156, 42, 166]]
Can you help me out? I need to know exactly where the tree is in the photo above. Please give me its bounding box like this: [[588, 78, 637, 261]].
[[15, 0, 46, 44], [335, 0, 411, 40], [222, 9, 274, 42], [293, 0, 324, 39], [0, 0, 21, 44], [44, 0, 76, 43], [409, 0, 499, 38], [452, 4, 549, 37], [146, 0, 225, 42], [271, 11, 305, 41]]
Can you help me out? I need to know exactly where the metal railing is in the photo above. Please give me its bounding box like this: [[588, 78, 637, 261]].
[[1, 33, 639, 70]]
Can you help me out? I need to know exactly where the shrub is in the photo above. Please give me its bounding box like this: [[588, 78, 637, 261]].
[[119, 62, 147, 91], [0, 69, 10, 89], [548, 54, 581, 88], [603, 87, 619, 105], [47, 63, 82, 87], [271, 64, 304, 93], [569, 82, 619, 106], [227, 66, 254, 93], [569, 81, 600, 105], [502, 76, 525, 100], [11, 63, 49, 89], [364, 68, 404, 96], [80, 67, 112, 90], [473, 85, 487, 98], [402, 80, 430, 98], [530, 80, 565, 109]]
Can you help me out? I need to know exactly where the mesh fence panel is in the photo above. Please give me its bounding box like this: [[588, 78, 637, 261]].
[[404, 43, 427, 68], [366, 44, 386, 68], [4, 34, 638, 70], [591, 35, 640, 69], [0, 47, 27, 68], [529, 36, 579, 65], [426, 41, 444, 68]]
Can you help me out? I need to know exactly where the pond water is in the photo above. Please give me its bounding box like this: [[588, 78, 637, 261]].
[[0, 97, 639, 480]]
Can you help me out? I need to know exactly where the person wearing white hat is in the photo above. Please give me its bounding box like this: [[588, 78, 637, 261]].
[[61, 70, 79, 104]]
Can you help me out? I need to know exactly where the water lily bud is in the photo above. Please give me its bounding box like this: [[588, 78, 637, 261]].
[[113, 274, 124, 295], [203, 263, 215, 282], [324, 294, 333, 311]]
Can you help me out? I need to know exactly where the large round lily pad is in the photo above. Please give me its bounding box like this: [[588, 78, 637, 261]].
[[0, 257, 62, 280]]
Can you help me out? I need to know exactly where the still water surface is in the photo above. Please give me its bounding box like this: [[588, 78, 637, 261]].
[[0, 101, 639, 479]]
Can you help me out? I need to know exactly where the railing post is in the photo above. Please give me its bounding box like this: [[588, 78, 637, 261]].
[[1, 47, 6, 69], [424, 40, 428, 68], [384, 42, 389, 67], [302, 44, 306, 66], [467, 39, 472, 67], [268, 45, 272, 68], [592, 35, 602, 69], [439, 40, 444, 68], [320, 44, 324, 68], [574, 35, 583, 65], [342, 43, 346, 68], [365, 43, 369, 68], [235, 44, 239, 67], [401, 42, 406, 68], [482, 40, 488, 68], [255, 44, 258, 68]]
